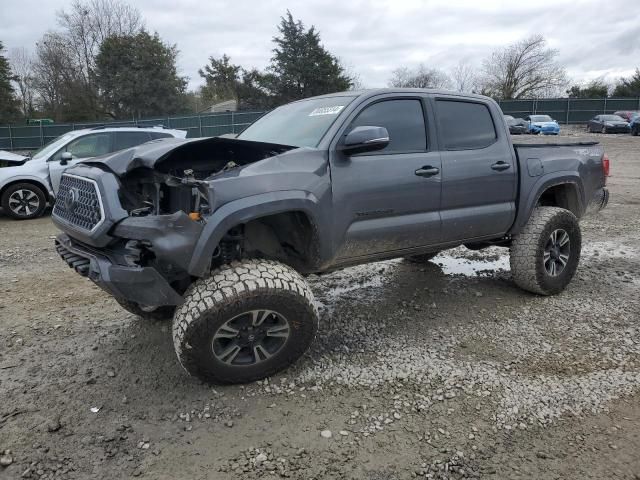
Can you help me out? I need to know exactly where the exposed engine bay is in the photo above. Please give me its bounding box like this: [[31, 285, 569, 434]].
[[86, 136, 296, 219]]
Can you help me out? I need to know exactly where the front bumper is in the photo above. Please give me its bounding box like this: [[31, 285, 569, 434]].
[[55, 233, 183, 306]]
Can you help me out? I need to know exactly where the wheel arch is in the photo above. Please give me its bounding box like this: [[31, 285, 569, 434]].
[[0, 177, 53, 202], [188, 190, 325, 277], [512, 174, 585, 234]]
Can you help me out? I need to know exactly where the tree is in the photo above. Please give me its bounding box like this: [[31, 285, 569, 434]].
[[450, 61, 477, 93], [95, 31, 187, 119], [267, 11, 352, 103], [199, 54, 241, 104], [388, 65, 451, 89], [566, 79, 609, 98], [32, 32, 90, 121], [56, 0, 143, 118], [0, 41, 19, 123], [612, 69, 640, 97], [9, 47, 36, 118], [480, 35, 567, 99]]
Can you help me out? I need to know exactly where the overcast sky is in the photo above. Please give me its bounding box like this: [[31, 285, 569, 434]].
[[2, 0, 639, 91]]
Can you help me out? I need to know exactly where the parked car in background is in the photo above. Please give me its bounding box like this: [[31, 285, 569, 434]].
[[0, 126, 187, 220], [630, 115, 640, 136], [613, 110, 640, 122], [525, 115, 560, 135], [504, 115, 527, 135], [587, 115, 631, 134]]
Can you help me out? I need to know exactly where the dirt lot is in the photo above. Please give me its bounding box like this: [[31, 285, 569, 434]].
[[1, 130, 639, 480]]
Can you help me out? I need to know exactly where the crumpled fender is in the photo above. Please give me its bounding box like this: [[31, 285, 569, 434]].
[[188, 190, 322, 277]]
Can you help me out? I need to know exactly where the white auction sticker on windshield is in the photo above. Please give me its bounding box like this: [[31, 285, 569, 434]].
[[309, 106, 345, 116]]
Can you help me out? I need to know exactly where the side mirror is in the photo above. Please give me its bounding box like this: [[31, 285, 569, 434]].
[[340, 126, 389, 155], [60, 151, 73, 166]]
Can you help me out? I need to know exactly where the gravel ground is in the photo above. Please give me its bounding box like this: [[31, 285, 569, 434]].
[[1, 129, 639, 479]]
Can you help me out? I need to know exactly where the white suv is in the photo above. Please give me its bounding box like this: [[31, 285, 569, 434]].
[[0, 126, 186, 219]]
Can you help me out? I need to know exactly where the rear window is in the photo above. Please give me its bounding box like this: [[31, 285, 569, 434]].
[[436, 100, 497, 150], [149, 132, 174, 140], [114, 131, 152, 151]]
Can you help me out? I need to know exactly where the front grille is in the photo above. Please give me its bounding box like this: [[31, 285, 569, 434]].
[[53, 174, 104, 231]]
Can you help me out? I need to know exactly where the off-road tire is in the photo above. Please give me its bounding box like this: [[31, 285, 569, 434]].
[[116, 298, 175, 321], [173, 259, 319, 385], [405, 252, 440, 263], [510, 207, 581, 295], [1, 182, 47, 220]]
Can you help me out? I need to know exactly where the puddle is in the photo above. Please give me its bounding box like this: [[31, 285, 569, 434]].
[[433, 253, 510, 276]]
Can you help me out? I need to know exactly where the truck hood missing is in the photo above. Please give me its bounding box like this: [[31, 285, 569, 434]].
[[81, 136, 298, 177]]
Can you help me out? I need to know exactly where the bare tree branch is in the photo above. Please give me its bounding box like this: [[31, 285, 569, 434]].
[[479, 35, 567, 99], [388, 64, 452, 89], [9, 47, 36, 117]]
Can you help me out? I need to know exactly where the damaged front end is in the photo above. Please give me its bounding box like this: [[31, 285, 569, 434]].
[[52, 136, 296, 306]]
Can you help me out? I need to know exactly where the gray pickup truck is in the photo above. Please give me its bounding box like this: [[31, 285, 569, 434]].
[[52, 89, 609, 384]]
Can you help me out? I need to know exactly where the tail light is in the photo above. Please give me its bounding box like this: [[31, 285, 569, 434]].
[[602, 154, 610, 178]]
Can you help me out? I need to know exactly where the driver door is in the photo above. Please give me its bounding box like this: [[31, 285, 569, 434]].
[[48, 133, 113, 193]]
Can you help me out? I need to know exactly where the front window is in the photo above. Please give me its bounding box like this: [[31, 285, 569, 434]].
[[30, 133, 77, 160], [50, 133, 112, 162], [237, 96, 356, 148], [601, 115, 625, 122], [529, 115, 553, 122]]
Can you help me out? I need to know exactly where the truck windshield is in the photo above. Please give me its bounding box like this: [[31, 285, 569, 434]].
[[237, 96, 356, 148]]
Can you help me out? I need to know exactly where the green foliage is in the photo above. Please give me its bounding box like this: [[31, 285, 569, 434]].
[[199, 54, 241, 104], [0, 41, 20, 123], [268, 11, 352, 103], [612, 69, 640, 97], [566, 79, 609, 98], [198, 11, 352, 112], [95, 31, 187, 119]]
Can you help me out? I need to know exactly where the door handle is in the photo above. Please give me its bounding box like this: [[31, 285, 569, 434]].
[[491, 161, 511, 171], [415, 166, 440, 177]]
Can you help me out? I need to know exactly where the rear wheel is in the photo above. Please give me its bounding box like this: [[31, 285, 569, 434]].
[[173, 259, 319, 384], [1, 183, 47, 220], [510, 207, 581, 295], [116, 298, 175, 321], [601, 126, 607, 134], [633, 126, 639, 136]]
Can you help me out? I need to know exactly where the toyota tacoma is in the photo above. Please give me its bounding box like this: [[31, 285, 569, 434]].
[[52, 89, 610, 384]]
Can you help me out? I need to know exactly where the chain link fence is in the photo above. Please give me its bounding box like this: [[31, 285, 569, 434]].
[[0, 111, 266, 151], [498, 97, 640, 124], [3, 97, 640, 151]]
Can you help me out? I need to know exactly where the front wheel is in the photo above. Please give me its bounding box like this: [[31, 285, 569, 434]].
[[510, 207, 581, 295], [601, 126, 607, 134], [173, 259, 319, 384], [1, 183, 47, 219]]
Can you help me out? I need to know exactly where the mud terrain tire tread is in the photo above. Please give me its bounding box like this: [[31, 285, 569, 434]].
[[116, 299, 175, 321], [510, 207, 581, 296], [173, 259, 319, 385]]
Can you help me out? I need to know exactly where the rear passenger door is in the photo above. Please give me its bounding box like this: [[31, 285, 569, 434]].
[[435, 98, 517, 241], [330, 95, 442, 260]]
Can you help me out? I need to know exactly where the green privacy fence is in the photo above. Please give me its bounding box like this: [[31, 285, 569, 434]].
[[498, 97, 640, 124], [0, 110, 266, 151]]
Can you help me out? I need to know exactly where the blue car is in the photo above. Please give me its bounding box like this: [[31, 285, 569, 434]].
[[630, 114, 640, 136], [525, 114, 560, 135]]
